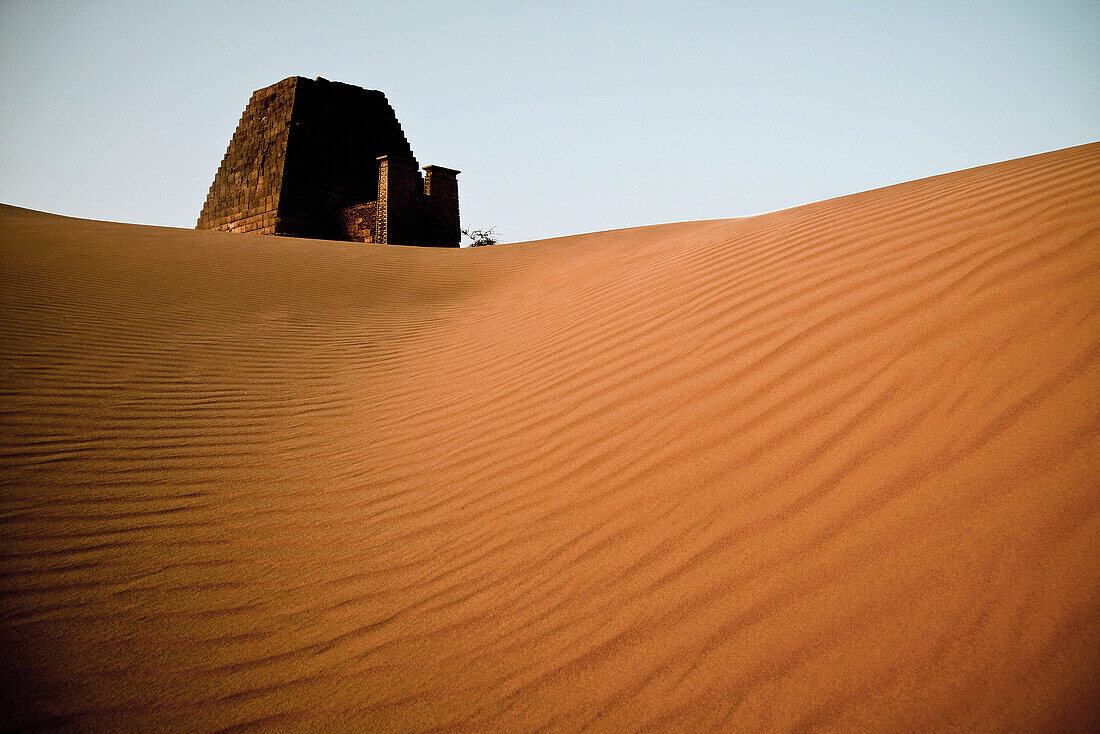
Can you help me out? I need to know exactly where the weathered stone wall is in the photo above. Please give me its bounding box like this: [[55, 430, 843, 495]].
[[375, 156, 420, 247], [197, 76, 461, 247], [195, 77, 298, 235], [337, 202, 376, 242]]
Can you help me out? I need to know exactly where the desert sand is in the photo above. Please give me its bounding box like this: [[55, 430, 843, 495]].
[[1, 143, 1098, 731]]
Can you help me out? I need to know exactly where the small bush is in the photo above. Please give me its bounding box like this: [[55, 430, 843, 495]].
[[462, 227, 499, 247]]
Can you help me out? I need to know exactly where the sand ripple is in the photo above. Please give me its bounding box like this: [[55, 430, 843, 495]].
[[2, 144, 1098, 731]]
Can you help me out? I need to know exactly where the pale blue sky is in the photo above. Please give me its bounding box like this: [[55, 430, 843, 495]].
[[0, 0, 1096, 243]]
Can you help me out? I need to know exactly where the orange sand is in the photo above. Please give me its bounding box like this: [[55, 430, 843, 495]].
[[1, 144, 1098, 731]]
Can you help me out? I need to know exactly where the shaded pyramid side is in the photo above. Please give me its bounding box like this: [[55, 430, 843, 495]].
[[276, 78, 418, 240]]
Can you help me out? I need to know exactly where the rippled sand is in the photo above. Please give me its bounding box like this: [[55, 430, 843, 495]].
[[2, 143, 1098, 731]]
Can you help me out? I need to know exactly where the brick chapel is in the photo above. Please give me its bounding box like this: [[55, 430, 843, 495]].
[[196, 76, 460, 247]]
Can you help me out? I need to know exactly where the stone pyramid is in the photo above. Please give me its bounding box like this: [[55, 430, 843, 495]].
[[196, 77, 460, 246]]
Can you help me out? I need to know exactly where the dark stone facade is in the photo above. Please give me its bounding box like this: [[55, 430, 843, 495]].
[[196, 77, 460, 247]]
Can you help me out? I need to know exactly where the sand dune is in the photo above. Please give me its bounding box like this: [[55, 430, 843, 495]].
[[1, 143, 1098, 731]]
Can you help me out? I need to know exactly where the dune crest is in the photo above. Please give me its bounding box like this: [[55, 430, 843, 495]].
[[2, 143, 1099, 731]]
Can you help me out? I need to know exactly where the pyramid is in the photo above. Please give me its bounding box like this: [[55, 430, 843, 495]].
[[196, 77, 460, 246]]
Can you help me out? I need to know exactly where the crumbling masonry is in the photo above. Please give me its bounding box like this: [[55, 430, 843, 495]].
[[196, 76, 460, 247]]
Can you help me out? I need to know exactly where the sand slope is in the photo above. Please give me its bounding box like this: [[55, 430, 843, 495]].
[[1, 143, 1098, 732]]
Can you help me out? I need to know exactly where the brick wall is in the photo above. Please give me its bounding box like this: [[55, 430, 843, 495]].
[[337, 202, 376, 242]]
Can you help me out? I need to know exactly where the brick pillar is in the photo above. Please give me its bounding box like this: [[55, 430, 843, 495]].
[[423, 165, 461, 247], [375, 155, 419, 245]]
